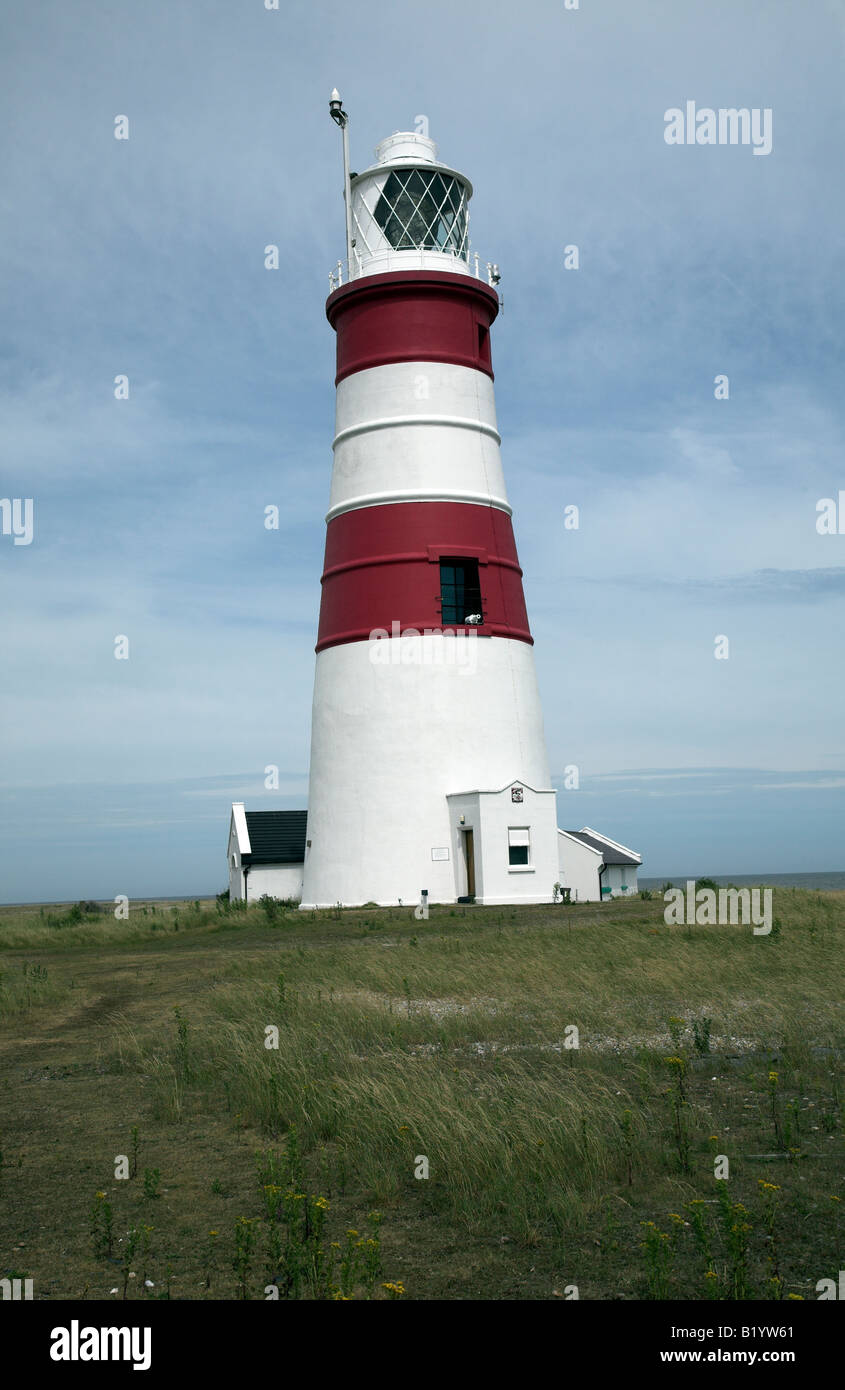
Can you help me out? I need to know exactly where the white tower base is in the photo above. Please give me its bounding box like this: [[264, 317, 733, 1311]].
[[300, 634, 559, 909]]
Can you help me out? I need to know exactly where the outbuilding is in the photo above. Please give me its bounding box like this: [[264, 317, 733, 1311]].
[[557, 826, 641, 902], [227, 803, 306, 903]]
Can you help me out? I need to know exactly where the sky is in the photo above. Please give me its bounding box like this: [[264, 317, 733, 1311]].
[[1, 0, 844, 901]]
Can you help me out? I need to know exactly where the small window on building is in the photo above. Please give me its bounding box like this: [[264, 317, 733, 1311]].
[[440, 558, 483, 625], [508, 826, 530, 866]]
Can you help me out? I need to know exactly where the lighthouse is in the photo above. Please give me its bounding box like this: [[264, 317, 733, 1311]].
[[299, 101, 561, 909]]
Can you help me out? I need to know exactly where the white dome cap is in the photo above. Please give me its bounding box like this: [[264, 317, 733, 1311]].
[[374, 131, 438, 165]]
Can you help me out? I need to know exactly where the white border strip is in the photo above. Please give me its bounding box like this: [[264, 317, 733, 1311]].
[[333, 414, 501, 449], [326, 490, 513, 522]]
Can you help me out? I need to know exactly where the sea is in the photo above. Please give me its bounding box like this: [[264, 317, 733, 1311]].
[[639, 872, 845, 893]]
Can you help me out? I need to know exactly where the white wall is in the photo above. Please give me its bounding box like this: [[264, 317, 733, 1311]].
[[245, 864, 304, 903], [228, 821, 244, 901], [446, 791, 480, 899], [302, 636, 555, 908], [448, 785, 559, 906], [601, 863, 638, 897], [557, 831, 603, 902]]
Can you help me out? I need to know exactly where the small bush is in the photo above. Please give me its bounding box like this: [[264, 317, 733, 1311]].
[[258, 895, 299, 922]]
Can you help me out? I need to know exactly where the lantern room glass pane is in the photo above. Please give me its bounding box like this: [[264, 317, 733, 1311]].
[[374, 170, 468, 257]]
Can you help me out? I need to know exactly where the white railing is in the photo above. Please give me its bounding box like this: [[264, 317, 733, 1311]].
[[328, 250, 500, 293]]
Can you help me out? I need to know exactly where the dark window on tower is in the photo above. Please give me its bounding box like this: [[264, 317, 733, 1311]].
[[477, 324, 490, 366], [439, 558, 483, 625]]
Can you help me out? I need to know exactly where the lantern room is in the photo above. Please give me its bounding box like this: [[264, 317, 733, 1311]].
[[348, 131, 473, 279]]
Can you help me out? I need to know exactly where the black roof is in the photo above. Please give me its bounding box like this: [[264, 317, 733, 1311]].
[[243, 810, 307, 865], [564, 830, 640, 867]]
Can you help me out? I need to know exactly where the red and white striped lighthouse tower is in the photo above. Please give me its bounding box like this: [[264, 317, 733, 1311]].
[[300, 102, 559, 909]]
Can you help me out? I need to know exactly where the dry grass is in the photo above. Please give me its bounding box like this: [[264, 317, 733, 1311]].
[[0, 890, 842, 1299]]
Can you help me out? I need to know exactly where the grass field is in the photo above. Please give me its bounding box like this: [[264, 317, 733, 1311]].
[[0, 890, 842, 1300]]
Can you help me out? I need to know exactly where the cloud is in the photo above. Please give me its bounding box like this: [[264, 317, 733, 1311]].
[[570, 567, 845, 602], [1, 0, 843, 897]]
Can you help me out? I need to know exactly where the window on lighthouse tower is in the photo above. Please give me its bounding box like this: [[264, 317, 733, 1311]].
[[439, 559, 483, 626], [373, 170, 468, 257]]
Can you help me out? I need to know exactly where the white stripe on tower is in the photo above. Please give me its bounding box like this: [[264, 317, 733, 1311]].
[[329, 360, 510, 520]]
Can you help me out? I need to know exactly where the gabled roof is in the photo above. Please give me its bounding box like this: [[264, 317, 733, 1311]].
[[558, 828, 603, 856], [564, 828, 641, 867], [229, 802, 251, 856], [242, 810, 307, 865]]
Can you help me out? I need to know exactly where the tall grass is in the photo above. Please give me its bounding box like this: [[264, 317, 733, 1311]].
[[0, 898, 230, 950], [119, 892, 843, 1243], [2, 888, 840, 1296], [0, 959, 67, 1016]]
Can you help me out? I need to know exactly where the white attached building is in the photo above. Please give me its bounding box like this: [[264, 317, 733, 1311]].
[[443, 780, 560, 905], [557, 827, 641, 902], [228, 804, 640, 910], [227, 803, 306, 903], [229, 787, 559, 908]]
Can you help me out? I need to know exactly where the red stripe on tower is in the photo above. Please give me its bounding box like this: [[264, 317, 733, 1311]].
[[316, 500, 532, 651], [327, 271, 499, 384]]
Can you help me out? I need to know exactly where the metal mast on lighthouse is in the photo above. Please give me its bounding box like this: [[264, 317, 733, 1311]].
[[300, 98, 560, 909]]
